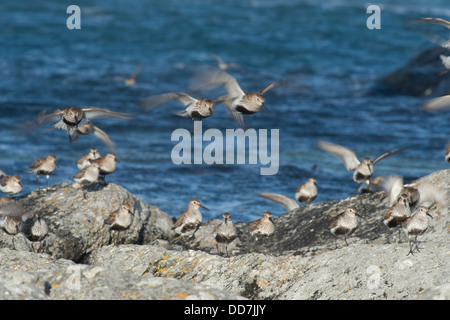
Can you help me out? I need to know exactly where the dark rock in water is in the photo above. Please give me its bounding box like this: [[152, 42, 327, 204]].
[[376, 46, 450, 97], [0, 182, 174, 262]]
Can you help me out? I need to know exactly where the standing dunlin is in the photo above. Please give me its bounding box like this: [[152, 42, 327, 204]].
[[75, 148, 101, 170], [329, 207, 362, 248], [191, 68, 280, 127], [104, 203, 134, 245], [401, 206, 433, 256], [0, 173, 23, 198], [27, 155, 58, 189], [22, 212, 49, 252], [172, 198, 208, 249], [249, 211, 275, 240], [212, 213, 236, 256], [73, 121, 117, 150], [382, 193, 411, 242], [315, 140, 408, 184], [91, 153, 118, 182], [140, 92, 217, 135], [0, 201, 31, 235], [72, 163, 101, 199], [30, 106, 134, 143]]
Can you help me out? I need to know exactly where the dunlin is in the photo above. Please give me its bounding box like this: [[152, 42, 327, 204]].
[[75, 148, 101, 170], [212, 213, 236, 256], [358, 176, 386, 194], [329, 207, 362, 248], [104, 203, 134, 245], [140, 92, 216, 135], [249, 211, 275, 240], [295, 178, 318, 205], [72, 121, 117, 150], [208, 54, 241, 71], [114, 64, 142, 86], [31, 106, 134, 143], [28, 154, 58, 189], [382, 193, 411, 242], [72, 163, 101, 197], [172, 198, 208, 249], [259, 178, 318, 211], [0, 174, 23, 198], [315, 140, 408, 184], [191, 68, 280, 127], [23, 212, 49, 242], [0, 201, 31, 235], [401, 206, 433, 256], [90, 153, 118, 181]]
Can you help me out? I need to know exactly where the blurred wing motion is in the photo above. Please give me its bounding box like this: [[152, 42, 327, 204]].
[[422, 95, 450, 111], [315, 140, 360, 171], [381, 175, 404, 206], [372, 146, 410, 165], [258, 192, 299, 211], [140, 92, 197, 112], [417, 17, 450, 29]]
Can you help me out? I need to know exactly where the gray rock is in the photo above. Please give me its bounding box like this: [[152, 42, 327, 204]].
[[376, 46, 450, 97], [0, 182, 174, 262]]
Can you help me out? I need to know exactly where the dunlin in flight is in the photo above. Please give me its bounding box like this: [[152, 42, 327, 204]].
[[172, 198, 208, 249], [0, 173, 23, 198], [401, 205, 433, 256], [30, 106, 134, 143], [75, 148, 101, 170], [315, 140, 408, 184], [114, 64, 142, 86], [191, 68, 280, 127], [249, 211, 275, 240], [329, 207, 362, 248], [212, 213, 236, 256], [258, 178, 318, 211], [140, 92, 217, 135], [72, 121, 117, 150], [208, 54, 241, 71], [104, 203, 134, 245], [27, 154, 58, 189]]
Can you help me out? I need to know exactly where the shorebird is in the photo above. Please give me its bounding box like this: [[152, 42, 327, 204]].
[[249, 211, 275, 240], [191, 68, 280, 127], [75, 148, 101, 170], [258, 178, 318, 211], [22, 212, 49, 242], [208, 54, 241, 71], [30, 106, 135, 143], [104, 203, 134, 245], [382, 193, 411, 242], [315, 140, 408, 185], [329, 207, 363, 248], [114, 64, 142, 86], [72, 163, 101, 199], [0, 173, 23, 198], [0, 201, 32, 235], [401, 206, 433, 256], [172, 198, 208, 249], [27, 154, 58, 189], [72, 121, 117, 150], [90, 153, 118, 182], [140, 92, 217, 135], [212, 213, 236, 256]]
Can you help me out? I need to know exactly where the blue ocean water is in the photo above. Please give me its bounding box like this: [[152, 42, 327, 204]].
[[1, 0, 448, 222]]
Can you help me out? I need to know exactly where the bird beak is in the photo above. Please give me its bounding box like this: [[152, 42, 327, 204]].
[[269, 217, 274, 224], [199, 204, 209, 210], [356, 213, 366, 220], [426, 212, 433, 219], [262, 102, 268, 110]]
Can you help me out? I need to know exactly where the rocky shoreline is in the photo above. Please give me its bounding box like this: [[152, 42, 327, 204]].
[[0, 169, 448, 300]]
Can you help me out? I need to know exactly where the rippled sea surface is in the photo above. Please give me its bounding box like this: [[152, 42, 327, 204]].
[[1, 0, 449, 222]]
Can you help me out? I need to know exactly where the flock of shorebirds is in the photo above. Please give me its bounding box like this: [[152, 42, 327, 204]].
[[0, 17, 449, 256]]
